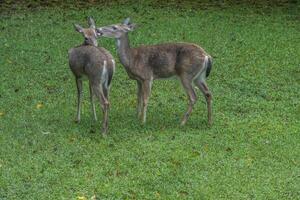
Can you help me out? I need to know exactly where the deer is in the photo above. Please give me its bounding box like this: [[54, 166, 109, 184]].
[[68, 17, 115, 135], [96, 18, 213, 126]]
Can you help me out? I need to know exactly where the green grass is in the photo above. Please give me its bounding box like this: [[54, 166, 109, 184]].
[[0, 3, 300, 199]]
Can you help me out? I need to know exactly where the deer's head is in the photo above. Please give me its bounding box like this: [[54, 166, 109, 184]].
[[74, 17, 99, 46], [96, 18, 136, 39]]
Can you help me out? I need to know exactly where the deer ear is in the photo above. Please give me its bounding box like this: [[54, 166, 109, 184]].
[[74, 24, 84, 33], [88, 17, 95, 29], [123, 17, 130, 25]]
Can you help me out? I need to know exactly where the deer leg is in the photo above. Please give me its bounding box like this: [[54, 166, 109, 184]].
[[137, 81, 143, 118], [75, 78, 83, 123], [141, 79, 152, 124], [89, 82, 97, 121], [195, 81, 213, 126], [194, 75, 213, 126], [101, 82, 110, 134], [180, 77, 197, 126], [92, 83, 109, 136]]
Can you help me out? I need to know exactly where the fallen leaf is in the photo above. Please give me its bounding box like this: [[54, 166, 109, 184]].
[[36, 103, 43, 109], [42, 131, 50, 135], [155, 191, 160, 198], [246, 157, 254, 166], [203, 144, 209, 152], [77, 196, 87, 200], [225, 147, 232, 152]]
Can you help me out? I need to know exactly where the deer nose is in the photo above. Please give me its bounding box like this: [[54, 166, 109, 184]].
[[96, 28, 103, 36]]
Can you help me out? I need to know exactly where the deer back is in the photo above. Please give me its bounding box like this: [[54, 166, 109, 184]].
[[68, 45, 114, 83], [129, 43, 208, 80]]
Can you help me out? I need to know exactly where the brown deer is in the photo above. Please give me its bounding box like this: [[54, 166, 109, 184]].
[[68, 17, 115, 135], [96, 18, 213, 126]]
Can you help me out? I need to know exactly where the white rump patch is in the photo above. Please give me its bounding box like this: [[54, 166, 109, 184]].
[[101, 60, 108, 87], [111, 59, 116, 74], [193, 55, 209, 82], [204, 55, 209, 68]]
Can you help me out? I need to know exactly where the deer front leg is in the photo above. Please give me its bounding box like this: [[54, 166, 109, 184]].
[[75, 78, 83, 123], [180, 77, 197, 126], [136, 81, 143, 119], [140, 79, 152, 124]]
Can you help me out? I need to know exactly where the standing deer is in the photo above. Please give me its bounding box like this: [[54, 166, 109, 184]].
[[96, 18, 213, 126], [68, 17, 115, 135]]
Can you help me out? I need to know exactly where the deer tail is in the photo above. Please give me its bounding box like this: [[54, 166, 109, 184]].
[[205, 55, 212, 78]]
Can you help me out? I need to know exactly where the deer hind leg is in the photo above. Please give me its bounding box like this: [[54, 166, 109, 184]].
[[75, 78, 83, 123], [141, 79, 152, 124], [89, 82, 97, 121], [101, 82, 110, 135], [194, 72, 212, 126], [91, 82, 109, 135], [136, 81, 143, 119], [180, 76, 197, 126]]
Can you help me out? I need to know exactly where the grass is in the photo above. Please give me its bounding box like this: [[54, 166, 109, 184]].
[[0, 3, 300, 199]]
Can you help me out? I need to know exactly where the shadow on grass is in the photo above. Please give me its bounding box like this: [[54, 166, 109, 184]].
[[109, 104, 212, 136]]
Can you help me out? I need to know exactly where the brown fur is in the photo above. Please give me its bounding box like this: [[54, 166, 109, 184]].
[[69, 19, 115, 135], [69, 45, 114, 86], [97, 20, 212, 126], [128, 43, 207, 80]]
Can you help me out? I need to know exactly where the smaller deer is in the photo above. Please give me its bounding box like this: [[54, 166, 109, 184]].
[[68, 17, 115, 135], [96, 18, 213, 126]]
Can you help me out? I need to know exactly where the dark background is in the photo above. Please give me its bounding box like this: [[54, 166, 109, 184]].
[[1, 0, 299, 11]]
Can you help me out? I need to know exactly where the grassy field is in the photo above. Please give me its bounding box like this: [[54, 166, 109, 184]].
[[0, 2, 299, 199]]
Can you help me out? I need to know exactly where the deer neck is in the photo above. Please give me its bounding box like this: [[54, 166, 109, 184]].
[[116, 33, 132, 68]]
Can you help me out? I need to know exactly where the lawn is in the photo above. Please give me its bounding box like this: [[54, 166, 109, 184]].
[[0, 2, 299, 199]]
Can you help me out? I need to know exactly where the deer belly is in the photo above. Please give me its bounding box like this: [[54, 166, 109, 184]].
[[152, 65, 176, 79], [148, 54, 176, 78], [125, 69, 138, 80], [79, 74, 89, 81]]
